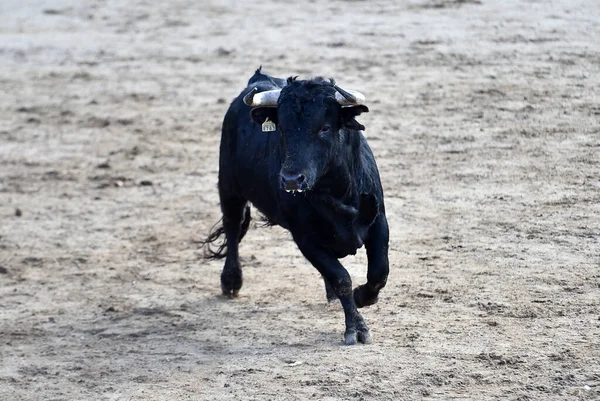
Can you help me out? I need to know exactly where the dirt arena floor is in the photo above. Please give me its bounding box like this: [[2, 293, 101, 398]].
[[1, 0, 599, 400]]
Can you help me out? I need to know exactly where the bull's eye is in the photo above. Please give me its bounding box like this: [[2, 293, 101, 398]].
[[319, 125, 331, 137]]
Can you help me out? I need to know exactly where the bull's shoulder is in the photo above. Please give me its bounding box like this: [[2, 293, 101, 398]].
[[354, 136, 383, 198]]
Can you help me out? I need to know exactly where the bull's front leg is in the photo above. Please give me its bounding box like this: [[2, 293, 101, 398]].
[[354, 213, 389, 308], [294, 234, 371, 345], [323, 277, 337, 302]]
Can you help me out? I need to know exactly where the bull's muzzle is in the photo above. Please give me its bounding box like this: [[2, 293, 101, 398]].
[[280, 171, 307, 192]]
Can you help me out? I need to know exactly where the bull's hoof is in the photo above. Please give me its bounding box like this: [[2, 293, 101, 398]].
[[221, 284, 240, 298], [344, 328, 372, 345], [221, 267, 242, 298], [221, 286, 240, 299], [353, 284, 379, 308]]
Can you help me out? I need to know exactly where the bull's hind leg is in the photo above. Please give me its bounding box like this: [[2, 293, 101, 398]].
[[295, 235, 371, 345], [354, 214, 389, 308], [220, 196, 250, 297]]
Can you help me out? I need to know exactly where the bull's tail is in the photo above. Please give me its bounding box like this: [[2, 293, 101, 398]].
[[199, 205, 251, 260], [199, 220, 227, 259]]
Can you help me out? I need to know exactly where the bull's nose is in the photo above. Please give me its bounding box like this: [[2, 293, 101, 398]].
[[281, 171, 305, 191]]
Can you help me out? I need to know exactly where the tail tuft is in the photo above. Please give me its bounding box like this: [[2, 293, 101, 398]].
[[199, 205, 251, 260], [198, 219, 228, 260]]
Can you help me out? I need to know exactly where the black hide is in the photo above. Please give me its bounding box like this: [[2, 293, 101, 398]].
[[201, 67, 390, 345]]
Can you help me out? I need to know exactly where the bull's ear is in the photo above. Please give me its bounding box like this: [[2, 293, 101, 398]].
[[340, 105, 369, 131], [251, 107, 278, 126]]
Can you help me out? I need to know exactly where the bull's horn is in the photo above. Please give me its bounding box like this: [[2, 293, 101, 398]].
[[243, 88, 281, 107], [334, 85, 365, 105]]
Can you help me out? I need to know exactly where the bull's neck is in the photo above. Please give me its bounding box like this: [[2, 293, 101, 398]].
[[315, 131, 361, 202]]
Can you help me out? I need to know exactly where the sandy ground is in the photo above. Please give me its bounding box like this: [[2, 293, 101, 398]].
[[1, 0, 599, 400]]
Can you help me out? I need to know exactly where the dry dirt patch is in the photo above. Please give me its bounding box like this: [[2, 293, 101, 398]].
[[1, 0, 599, 400]]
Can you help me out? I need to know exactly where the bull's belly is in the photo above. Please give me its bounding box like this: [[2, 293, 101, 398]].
[[238, 177, 369, 258], [303, 209, 370, 258], [321, 225, 367, 258]]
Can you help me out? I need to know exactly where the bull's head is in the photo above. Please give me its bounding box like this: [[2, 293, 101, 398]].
[[244, 77, 368, 193]]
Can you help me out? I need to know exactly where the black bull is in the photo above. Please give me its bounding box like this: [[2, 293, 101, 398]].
[[202, 68, 389, 345]]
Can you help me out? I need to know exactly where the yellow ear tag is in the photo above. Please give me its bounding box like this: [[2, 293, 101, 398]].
[[262, 117, 276, 132]]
